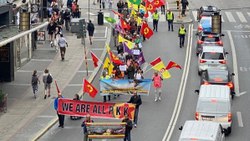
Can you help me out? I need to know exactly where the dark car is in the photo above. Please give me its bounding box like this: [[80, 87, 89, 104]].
[[200, 69, 235, 98], [197, 5, 221, 21], [196, 32, 224, 56]]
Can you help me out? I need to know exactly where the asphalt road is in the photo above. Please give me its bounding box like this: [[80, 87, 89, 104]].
[[38, 1, 250, 141]]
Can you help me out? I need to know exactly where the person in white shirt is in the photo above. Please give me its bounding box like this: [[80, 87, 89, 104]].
[[58, 34, 68, 61]]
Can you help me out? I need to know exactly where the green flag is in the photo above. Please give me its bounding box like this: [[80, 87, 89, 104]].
[[129, 0, 141, 5], [104, 16, 116, 24]]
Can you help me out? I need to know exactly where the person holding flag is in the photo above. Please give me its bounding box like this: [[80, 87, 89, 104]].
[[152, 71, 163, 102]]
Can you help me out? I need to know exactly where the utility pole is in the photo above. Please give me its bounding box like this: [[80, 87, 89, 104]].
[[79, 19, 88, 76]]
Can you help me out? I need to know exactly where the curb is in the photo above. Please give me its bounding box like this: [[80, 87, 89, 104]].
[[31, 26, 112, 141]]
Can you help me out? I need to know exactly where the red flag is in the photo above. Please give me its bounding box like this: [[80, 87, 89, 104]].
[[109, 51, 124, 65], [55, 80, 61, 96], [153, 0, 164, 8], [120, 18, 130, 30], [90, 51, 99, 68], [166, 61, 182, 70], [83, 79, 98, 98], [144, 10, 149, 18], [140, 22, 154, 39], [150, 57, 162, 66], [146, 1, 156, 13], [112, 10, 124, 17]]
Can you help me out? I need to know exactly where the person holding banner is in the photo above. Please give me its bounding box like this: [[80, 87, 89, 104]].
[[100, 72, 111, 102], [152, 71, 163, 102], [122, 114, 133, 141], [127, 92, 142, 128], [70, 94, 82, 120], [81, 114, 94, 141], [54, 95, 65, 128]]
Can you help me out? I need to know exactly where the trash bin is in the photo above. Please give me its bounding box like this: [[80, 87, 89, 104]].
[[97, 11, 104, 25]]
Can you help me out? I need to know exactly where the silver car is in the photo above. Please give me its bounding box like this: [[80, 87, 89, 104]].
[[198, 46, 228, 75]]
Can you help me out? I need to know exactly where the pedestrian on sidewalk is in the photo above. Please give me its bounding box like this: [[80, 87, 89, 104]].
[[178, 24, 186, 48], [47, 20, 56, 46], [152, 71, 163, 102], [54, 94, 65, 128], [122, 114, 133, 141], [152, 10, 160, 32], [58, 34, 68, 61], [166, 10, 174, 31], [54, 27, 62, 52], [101, 0, 106, 9], [181, 0, 189, 17], [31, 70, 40, 99], [108, 0, 113, 10], [87, 20, 95, 45], [127, 92, 142, 128], [117, 0, 124, 13], [81, 114, 94, 141], [42, 69, 53, 99], [63, 8, 71, 31]]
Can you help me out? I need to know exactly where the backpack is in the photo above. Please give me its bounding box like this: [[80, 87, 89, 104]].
[[32, 76, 38, 85], [47, 74, 53, 84]]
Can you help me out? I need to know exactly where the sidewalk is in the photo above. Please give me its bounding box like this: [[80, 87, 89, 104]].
[[0, 1, 112, 141]]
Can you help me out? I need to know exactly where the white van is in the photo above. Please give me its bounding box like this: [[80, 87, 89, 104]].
[[179, 120, 225, 141], [195, 85, 232, 135]]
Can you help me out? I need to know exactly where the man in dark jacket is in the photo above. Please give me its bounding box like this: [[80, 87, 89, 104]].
[[181, 0, 189, 16], [87, 20, 95, 45], [63, 9, 71, 31], [127, 92, 142, 128], [122, 114, 133, 141], [117, 0, 124, 13], [54, 95, 65, 128]]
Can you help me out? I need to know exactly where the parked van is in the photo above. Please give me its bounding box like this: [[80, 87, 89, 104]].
[[179, 120, 225, 141], [195, 85, 232, 135]]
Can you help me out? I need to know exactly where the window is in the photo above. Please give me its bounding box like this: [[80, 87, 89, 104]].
[[202, 52, 224, 60]]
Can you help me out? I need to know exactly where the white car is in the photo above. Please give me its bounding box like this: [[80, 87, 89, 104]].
[[195, 85, 232, 135], [198, 46, 228, 75]]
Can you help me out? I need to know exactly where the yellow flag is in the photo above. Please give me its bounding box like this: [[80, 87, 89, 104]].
[[103, 57, 114, 76], [130, 9, 137, 18], [139, 4, 146, 11], [118, 34, 135, 49], [127, 0, 139, 11], [106, 44, 111, 52], [137, 17, 142, 26]]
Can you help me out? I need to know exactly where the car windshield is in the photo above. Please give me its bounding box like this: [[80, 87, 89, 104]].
[[197, 100, 230, 113], [202, 52, 224, 60], [202, 37, 220, 42], [208, 71, 229, 83], [200, 17, 211, 25]]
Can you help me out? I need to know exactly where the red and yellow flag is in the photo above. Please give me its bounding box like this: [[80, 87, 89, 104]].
[[146, 1, 156, 13], [109, 51, 124, 65], [120, 18, 131, 29], [150, 57, 171, 79], [83, 79, 98, 98], [153, 0, 164, 8], [90, 51, 99, 68], [140, 22, 154, 39], [166, 61, 182, 70]]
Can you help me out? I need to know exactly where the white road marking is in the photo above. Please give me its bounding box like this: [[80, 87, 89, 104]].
[[17, 70, 43, 73], [67, 84, 83, 86], [236, 12, 247, 23], [241, 35, 248, 38], [91, 48, 105, 51], [237, 111, 244, 127], [225, 12, 236, 23], [227, 31, 240, 95], [162, 24, 193, 141], [31, 59, 53, 62], [239, 67, 243, 71], [247, 12, 250, 17], [77, 70, 94, 73], [192, 11, 197, 21], [235, 91, 247, 97]]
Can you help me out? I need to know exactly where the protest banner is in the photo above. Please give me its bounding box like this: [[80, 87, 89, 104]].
[[100, 79, 152, 96], [58, 99, 135, 120]]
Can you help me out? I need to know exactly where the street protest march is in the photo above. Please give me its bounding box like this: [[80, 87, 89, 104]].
[[100, 79, 152, 95], [58, 98, 135, 120]]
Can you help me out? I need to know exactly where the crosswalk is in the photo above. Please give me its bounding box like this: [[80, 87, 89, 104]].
[[192, 10, 250, 23]]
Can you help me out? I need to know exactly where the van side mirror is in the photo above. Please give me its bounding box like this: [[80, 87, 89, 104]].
[[195, 90, 199, 95], [231, 73, 235, 76], [179, 126, 183, 130]]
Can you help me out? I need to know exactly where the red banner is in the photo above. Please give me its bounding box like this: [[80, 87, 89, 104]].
[[58, 99, 135, 120]]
